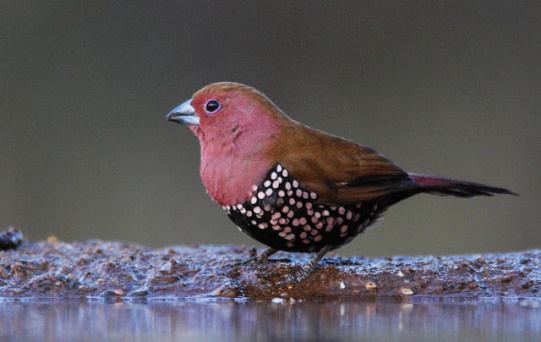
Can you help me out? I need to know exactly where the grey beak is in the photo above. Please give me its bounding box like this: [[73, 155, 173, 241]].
[[166, 99, 200, 126]]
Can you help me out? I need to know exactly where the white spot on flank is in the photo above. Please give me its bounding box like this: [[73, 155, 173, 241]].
[[251, 196, 257, 204], [272, 180, 280, 189], [282, 169, 288, 177], [271, 172, 277, 180], [271, 212, 281, 220], [252, 185, 258, 192], [310, 192, 317, 199], [277, 164, 283, 172], [285, 182, 291, 190], [265, 188, 273, 196], [258, 191, 265, 199], [292, 180, 299, 188]]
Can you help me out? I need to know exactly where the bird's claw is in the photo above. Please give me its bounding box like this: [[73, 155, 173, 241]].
[[277, 264, 320, 285], [232, 255, 260, 266], [233, 247, 283, 266]]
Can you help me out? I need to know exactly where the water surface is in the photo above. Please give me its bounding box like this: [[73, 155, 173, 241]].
[[0, 297, 539, 341]]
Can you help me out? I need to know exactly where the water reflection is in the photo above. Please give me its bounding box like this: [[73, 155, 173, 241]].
[[0, 298, 539, 341]]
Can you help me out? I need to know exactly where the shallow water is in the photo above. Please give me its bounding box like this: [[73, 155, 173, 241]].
[[0, 297, 539, 341]]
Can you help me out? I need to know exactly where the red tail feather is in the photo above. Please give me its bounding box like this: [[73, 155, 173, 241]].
[[408, 173, 516, 198]]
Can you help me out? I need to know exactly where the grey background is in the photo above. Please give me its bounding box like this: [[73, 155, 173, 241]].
[[1, 1, 539, 257]]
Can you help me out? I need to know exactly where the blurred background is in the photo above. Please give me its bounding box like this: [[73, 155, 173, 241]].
[[1, 1, 539, 257]]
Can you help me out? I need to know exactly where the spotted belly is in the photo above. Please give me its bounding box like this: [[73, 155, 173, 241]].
[[222, 164, 383, 253]]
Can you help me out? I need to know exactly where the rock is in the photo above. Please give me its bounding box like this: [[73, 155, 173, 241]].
[[0, 239, 539, 299]]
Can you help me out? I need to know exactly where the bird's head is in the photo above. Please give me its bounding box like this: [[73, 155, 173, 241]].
[[166, 82, 284, 151], [166, 83, 289, 204]]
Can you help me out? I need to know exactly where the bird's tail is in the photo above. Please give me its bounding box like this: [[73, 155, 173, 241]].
[[408, 173, 517, 198]]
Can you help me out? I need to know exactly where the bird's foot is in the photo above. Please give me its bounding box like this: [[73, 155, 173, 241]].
[[277, 245, 333, 284], [278, 260, 321, 284], [234, 247, 280, 266]]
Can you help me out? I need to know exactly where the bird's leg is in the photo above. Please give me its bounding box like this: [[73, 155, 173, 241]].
[[282, 245, 333, 284], [235, 247, 279, 265], [255, 247, 279, 263]]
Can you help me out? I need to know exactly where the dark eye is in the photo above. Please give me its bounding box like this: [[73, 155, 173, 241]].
[[205, 100, 221, 113]]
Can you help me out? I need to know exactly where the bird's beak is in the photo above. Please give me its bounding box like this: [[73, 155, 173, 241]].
[[166, 99, 200, 126]]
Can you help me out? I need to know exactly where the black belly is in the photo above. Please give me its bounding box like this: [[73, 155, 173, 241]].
[[222, 164, 383, 253]]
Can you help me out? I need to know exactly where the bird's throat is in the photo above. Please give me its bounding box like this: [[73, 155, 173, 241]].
[[199, 141, 273, 206]]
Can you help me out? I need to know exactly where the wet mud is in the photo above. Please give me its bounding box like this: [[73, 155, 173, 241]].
[[0, 237, 538, 299]]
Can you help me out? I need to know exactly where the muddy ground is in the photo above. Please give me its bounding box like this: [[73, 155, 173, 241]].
[[0, 236, 538, 299]]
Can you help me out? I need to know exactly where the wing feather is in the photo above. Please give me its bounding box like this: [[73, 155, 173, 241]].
[[269, 123, 417, 205]]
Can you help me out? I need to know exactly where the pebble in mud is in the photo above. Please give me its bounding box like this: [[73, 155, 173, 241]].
[[0, 228, 23, 251]]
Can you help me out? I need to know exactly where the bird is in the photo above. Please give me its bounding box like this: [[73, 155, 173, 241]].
[[166, 82, 515, 283]]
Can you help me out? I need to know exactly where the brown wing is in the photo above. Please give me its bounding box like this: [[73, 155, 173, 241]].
[[269, 122, 417, 205]]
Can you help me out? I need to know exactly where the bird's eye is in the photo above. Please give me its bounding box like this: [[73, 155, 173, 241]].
[[205, 100, 221, 113]]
